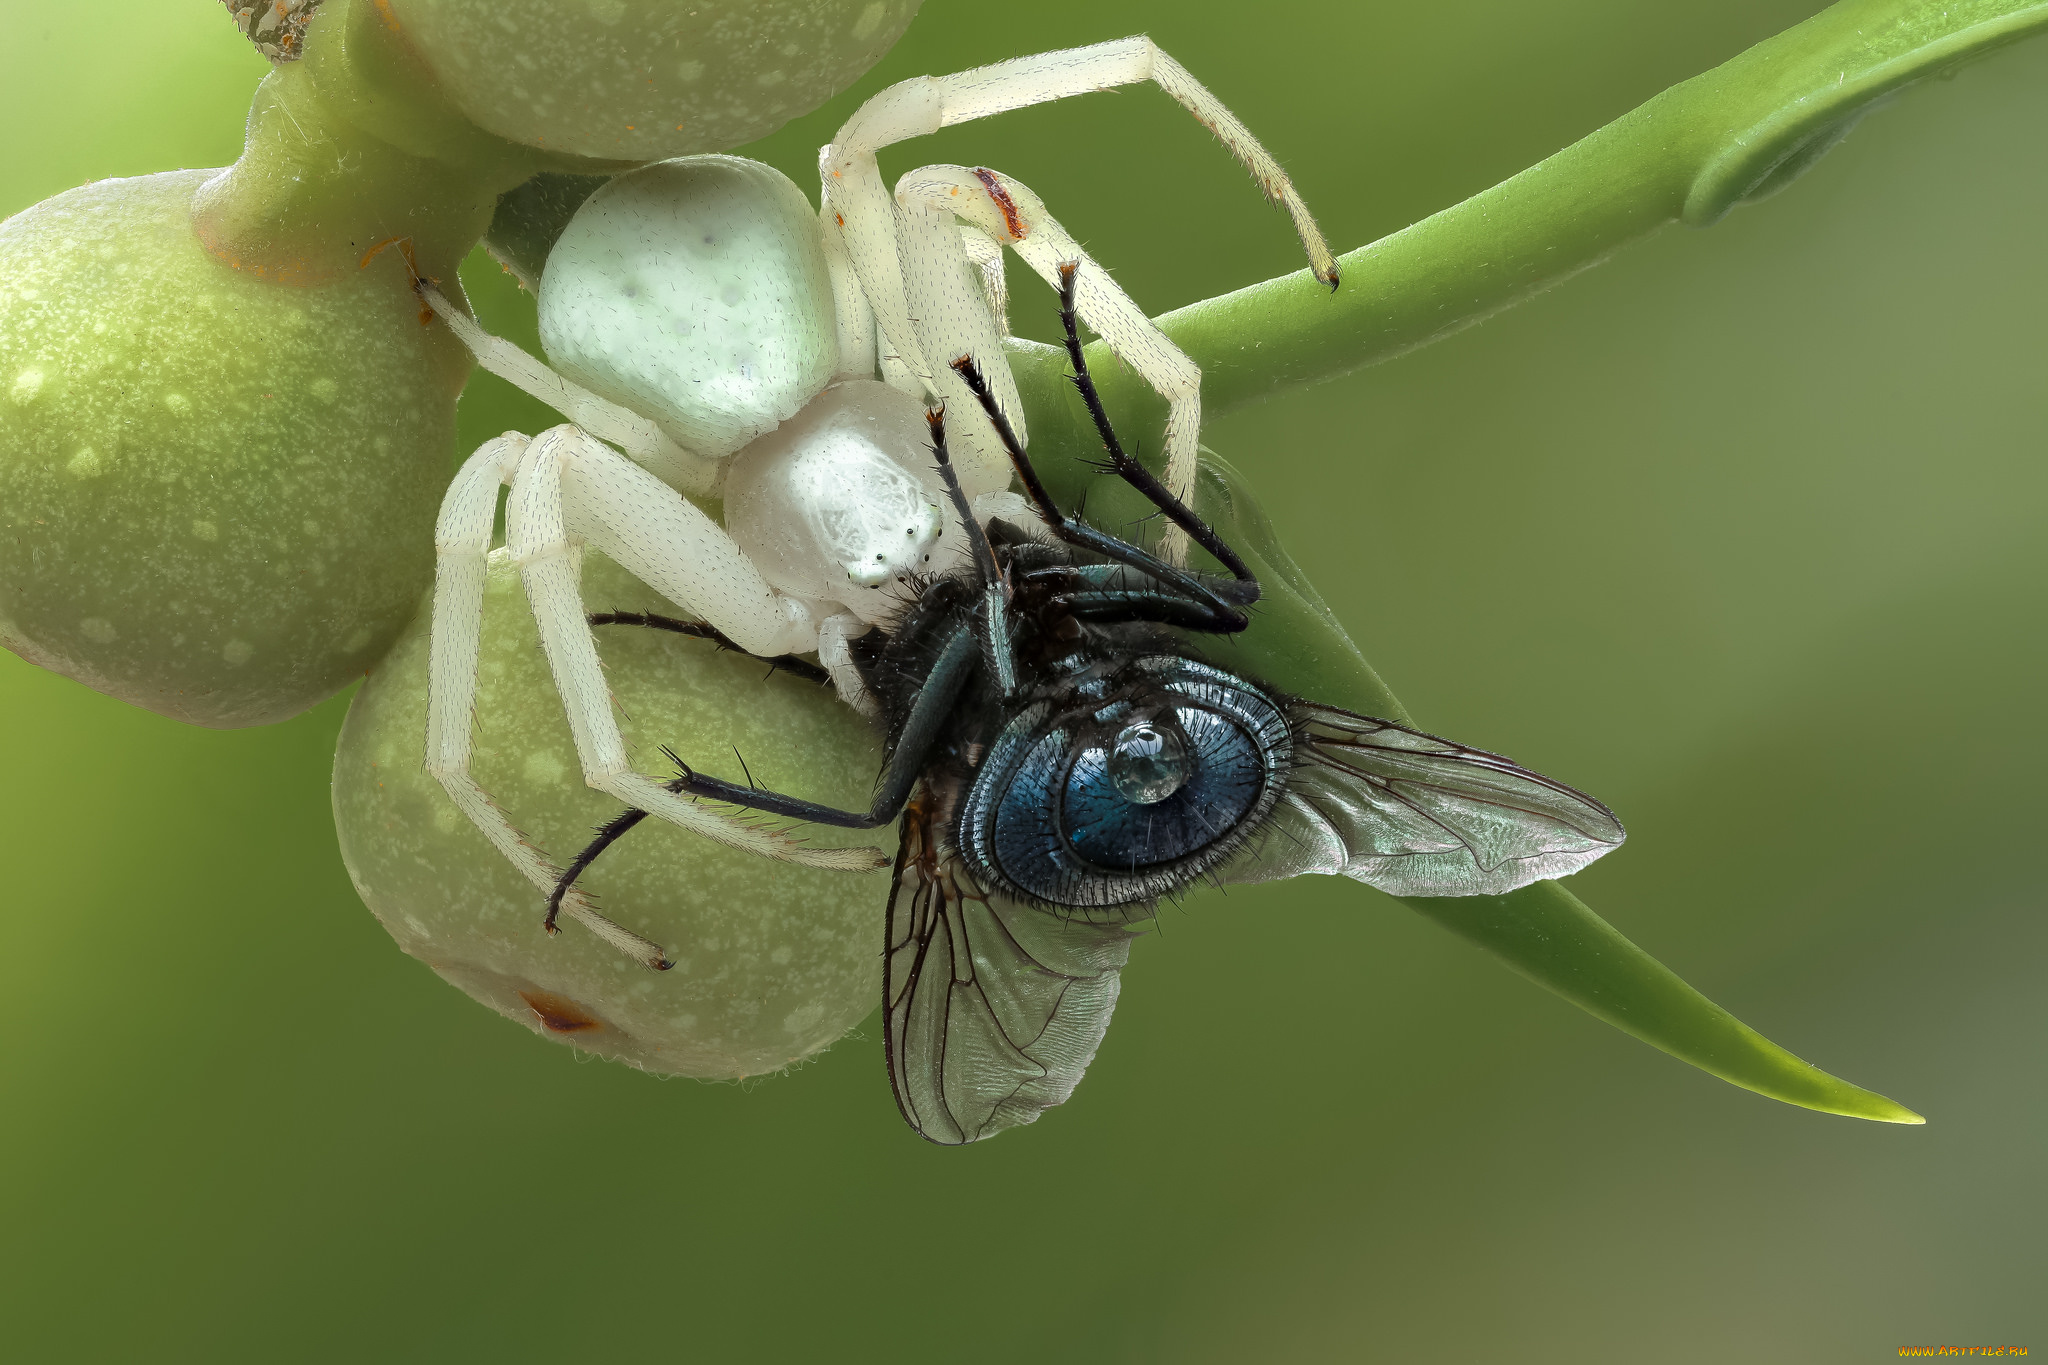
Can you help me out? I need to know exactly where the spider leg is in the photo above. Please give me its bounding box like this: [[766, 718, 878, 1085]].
[[587, 610, 831, 686], [821, 38, 1335, 505], [817, 613, 880, 719], [417, 281, 720, 496], [425, 431, 676, 970], [895, 165, 1205, 564], [505, 427, 884, 869], [956, 224, 1010, 336], [824, 37, 1335, 293], [665, 623, 979, 828]]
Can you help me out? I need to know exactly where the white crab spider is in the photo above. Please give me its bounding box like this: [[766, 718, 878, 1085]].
[[420, 37, 1335, 966]]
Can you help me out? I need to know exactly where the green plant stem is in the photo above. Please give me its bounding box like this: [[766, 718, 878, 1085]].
[[193, 0, 626, 286], [1012, 0, 2048, 442]]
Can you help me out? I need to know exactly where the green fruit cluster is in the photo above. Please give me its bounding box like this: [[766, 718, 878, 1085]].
[[0, 0, 924, 1071], [0, 0, 920, 727]]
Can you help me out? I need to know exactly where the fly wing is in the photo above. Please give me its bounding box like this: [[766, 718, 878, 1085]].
[[1226, 703, 1625, 897], [884, 801, 1143, 1145]]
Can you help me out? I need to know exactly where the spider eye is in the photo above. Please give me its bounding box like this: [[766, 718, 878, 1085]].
[[961, 663, 1291, 910]]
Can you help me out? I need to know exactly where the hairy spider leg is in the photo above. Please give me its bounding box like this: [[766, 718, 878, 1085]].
[[822, 37, 1336, 504], [587, 611, 832, 686], [417, 282, 720, 496], [540, 615, 845, 936], [502, 426, 882, 863], [895, 166, 1207, 563], [544, 409, 1011, 916], [425, 432, 676, 970], [427, 424, 889, 961]]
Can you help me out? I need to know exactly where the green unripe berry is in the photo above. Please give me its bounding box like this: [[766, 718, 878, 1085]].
[[0, 170, 468, 727], [381, 0, 925, 161], [333, 549, 891, 1078]]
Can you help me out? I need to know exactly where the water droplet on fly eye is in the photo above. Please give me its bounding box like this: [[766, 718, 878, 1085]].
[[1109, 722, 1192, 804]]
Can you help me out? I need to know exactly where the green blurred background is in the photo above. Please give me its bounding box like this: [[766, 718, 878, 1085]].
[[2, 1, 2042, 1359]]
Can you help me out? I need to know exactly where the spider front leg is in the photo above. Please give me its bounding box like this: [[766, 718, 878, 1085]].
[[418, 282, 721, 497], [896, 165, 1206, 564], [820, 37, 1334, 447]]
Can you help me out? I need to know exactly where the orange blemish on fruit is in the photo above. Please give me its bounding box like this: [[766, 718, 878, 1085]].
[[371, 0, 401, 31], [519, 990, 605, 1035], [360, 236, 437, 324], [199, 241, 326, 286]]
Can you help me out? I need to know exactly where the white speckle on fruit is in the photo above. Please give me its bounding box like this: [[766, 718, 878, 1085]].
[[310, 377, 339, 404], [80, 617, 117, 644], [163, 392, 192, 415], [676, 60, 704, 83], [343, 627, 372, 653], [192, 519, 219, 541], [771, 945, 793, 965], [66, 447, 103, 478], [222, 639, 254, 666], [782, 1001, 825, 1036], [757, 70, 787, 88], [10, 368, 44, 405], [851, 2, 886, 39], [523, 750, 567, 785]]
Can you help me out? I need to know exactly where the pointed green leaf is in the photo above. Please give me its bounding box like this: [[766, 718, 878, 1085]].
[[1406, 881, 1923, 1124]]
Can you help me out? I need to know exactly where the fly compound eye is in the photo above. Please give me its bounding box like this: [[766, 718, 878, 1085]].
[[1107, 721, 1191, 804], [970, 695, 1285, 911], [1061, 708, 1265, 877]]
